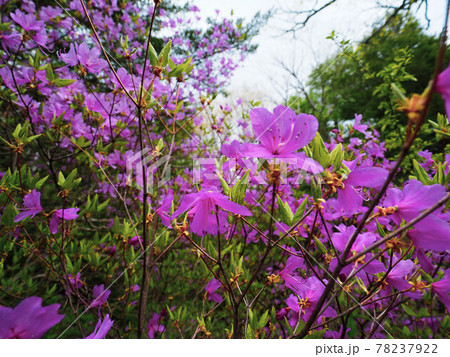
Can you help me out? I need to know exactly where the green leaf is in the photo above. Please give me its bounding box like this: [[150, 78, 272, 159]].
[[60, 169, 81, 190], [276, 195, 293, 225], [23, 134, 42, 144], [310, 177, 322, 200], [98, 198, 110, 211], [158, 40, 172, 67], [310, 133, 330, 168], [231, 170, 249, 204], [292, 197, 308, 224], [284, 317, 293, 335], [1, 204, 18, 226], [314, 236, 327, 254], [12, 123, 22, 139], [258, 310, 269, 329], [53, 79, 75, 87], [391, 83, 407, 102], [58, 172, 65, 186], [35, 175, 48, 190], [412, 159, 432, 185], [432, 163, 446, 185], [329, 143, 343, 171], [45, 64, 55, 82], [0, 22, 11, 31], [402, 304, 417, 317], [215, 171, 230, 196], [148, 43, 158, 66], [376, 219, 386, 238], [433, 129, 450, 138]]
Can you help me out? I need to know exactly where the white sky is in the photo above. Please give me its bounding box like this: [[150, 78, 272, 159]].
[[194, 0, 447, 107]]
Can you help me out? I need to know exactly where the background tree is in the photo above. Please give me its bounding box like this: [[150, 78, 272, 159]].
[[285, 13, 449, 178]]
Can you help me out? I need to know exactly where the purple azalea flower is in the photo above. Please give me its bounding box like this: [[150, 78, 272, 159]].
[[0, 297, 64, 338], [59, 43, 107, 74], [39, 6, 63, 22], [85, 314, 113, 339], [279, 255, 306, 292], [129, 235, 143, 248], [172, 187, 251, 236], [49, 207, 80, 234], [10, 9, 42, 31], [383, 180, 449, 251], [383, 180, 446, 224], [435, 65, 450, 122], [221, 140, 246, 167], [337, 165, 388, 214], [10, 9, 48, 49], [286, 277, 336, 322], [111, 68, 135, 91], [432, 269, 450, 312], [417, 150, 434, 171], [1, 32, 22, 53], [76, 43, 108, 74], [330, 225, 384, 279], [416, 248, 434, 273], [205, 278, 223, 303], [353, 114, 368, 134], [90, 284, 111, 308], [407, 214, 450, 252], [147, 312, 165, 338], [385, 260, 415, 292], [14, 189, 43, 222], [68, 272, 84, 290], [332, 225, 377, 256], [59, 43, 78, 67], [244, 105, 322, 173], [155, 193, 173, 228]]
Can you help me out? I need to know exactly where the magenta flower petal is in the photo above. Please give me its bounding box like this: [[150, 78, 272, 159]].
[[0, 297, 64, 339], [49, 208, 80, 234], [14, 189, 43, 222], [213, 196, 252, 216], [249, 107, 275, 139], [247, 105, 319, 159], [435, 66, 450, 122], [337, 186, 362, 213], [244, 143, 276, 159], [416, 248, 434, 273], [49, 215, 59, 234], [172, 193, 198, 218], [408, 214, 450, 251], [59, 43, 78, 67], [205, 278, 223, 303], [292, 152, 324, 174], [190, 198, 210, 235], [55, 208, 79, 220], [345, 167, 388, 188], [91, 284, 111, 308], [432, 269, 450, 311], [10, 10, 42, 31], [353, 114, 368, 133], [14, 210, 39, 222], [147, 312, 165, 339], [173, 188, 251, 236], [280, 255, 306, 292], [85, 314, 113, 339], [387, 260, 415, 292]]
